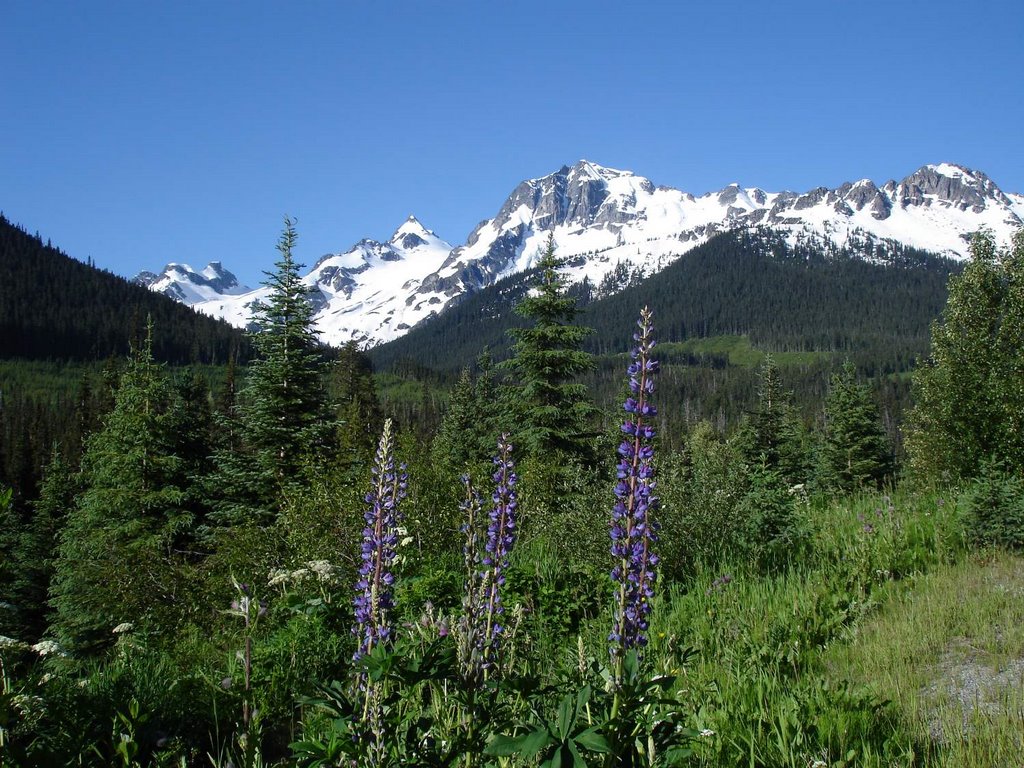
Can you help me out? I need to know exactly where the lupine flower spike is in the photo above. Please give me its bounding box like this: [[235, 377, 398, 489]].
[[482, 434, 517, 671], [610, 306, 660, 672], [353, 418, 407, 660], [458, 473, 486, 680]]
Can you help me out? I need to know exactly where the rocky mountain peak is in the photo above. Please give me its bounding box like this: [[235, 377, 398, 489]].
[[389, 215, 438, 250], [891, 163, 1011, 212], [139, 160, 1021, 348]]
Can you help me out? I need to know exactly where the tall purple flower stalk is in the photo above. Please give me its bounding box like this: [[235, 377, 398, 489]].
[[353, 418, 407, 660], [610, 306, 660, 665], [481, 434, 517, 667], [458, 474, 485, 669]]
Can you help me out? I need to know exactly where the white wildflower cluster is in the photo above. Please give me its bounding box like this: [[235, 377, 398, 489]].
[[112, 622, 134, 635], [0, 635, 28, 651], [31, 640, 63, 657], [268, 560, 340, 589], [393, 526, 415, 569]]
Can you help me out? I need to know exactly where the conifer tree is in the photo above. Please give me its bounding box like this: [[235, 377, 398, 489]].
[[209, 218, 334, 528], [738, 355, 810, 485], [907, 229, 1024, 481], [471, 349, 505, 458], [0, 485, 17, 636], [820, 360, 892, 491], [50, 328, 190, 651], [8, 447, 77, 640], [333, 340, 382, 467], [504, 235, 595, 462], [432, 367, 478, 472]]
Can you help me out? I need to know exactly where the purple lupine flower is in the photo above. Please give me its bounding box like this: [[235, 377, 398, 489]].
[[353, 419, 406, 660], [481, 434, 517, 662], [460, 474, 485, 622], [457, 473, 487, 680], [611, 307, 660, 660]]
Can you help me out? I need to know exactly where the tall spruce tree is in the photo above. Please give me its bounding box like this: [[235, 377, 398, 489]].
[[0, 486, 17, 636], [738, 355, 811, 485], [504, 235, 595, 462], [432, 351, 505, 475], [6, 448, 78, 640], [431, 366, 477, 472], [209, 218, 333, 528], [332, 340, 382, 468], [50, 329, 190, 652], [820, 360, 892, 491], [906, 229, 1024, 482]]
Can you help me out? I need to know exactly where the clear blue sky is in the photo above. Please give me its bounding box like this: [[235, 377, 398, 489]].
[[3, 0, 1021, 286]]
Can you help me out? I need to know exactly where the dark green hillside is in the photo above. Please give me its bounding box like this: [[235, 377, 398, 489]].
[[369, 228, 959, 375], [0, 214, 248, 364], [583, 228, 959, 373]]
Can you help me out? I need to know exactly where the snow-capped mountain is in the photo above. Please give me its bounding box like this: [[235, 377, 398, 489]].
[[136, 161, 1024, 346], [151, 216, 454, 347], [135, 261, 250, 304]]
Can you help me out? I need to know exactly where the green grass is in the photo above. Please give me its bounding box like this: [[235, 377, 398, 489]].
[[826, 550, 1024, 767], [650, 335, 828, 368]]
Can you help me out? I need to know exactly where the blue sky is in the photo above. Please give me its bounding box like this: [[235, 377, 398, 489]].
[[3, 0, 1021, 286]]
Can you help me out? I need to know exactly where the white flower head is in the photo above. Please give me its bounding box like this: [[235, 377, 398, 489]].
[[31, 639, 62, 657], [112, 622, 134, 635], [700, 728, 715, 738], [306, 560, 334, 579], [268, 568, 290, 587]]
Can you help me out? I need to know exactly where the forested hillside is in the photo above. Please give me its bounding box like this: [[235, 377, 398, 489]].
[[369, 227, 959, 373], [0, 215, 248, 364]]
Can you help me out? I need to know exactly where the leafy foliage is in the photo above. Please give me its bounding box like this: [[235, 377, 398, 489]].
[[907, 229, 1024, 482]]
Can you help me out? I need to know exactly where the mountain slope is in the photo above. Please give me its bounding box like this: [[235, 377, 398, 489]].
[[138, 161, 1021, 346], [154, 216, 453, 347], [0, 215, 248, 364], [368, 228, 960, 374]]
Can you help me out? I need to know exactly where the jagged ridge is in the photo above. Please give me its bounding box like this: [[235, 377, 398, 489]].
[[136, 161, 1023, 346]]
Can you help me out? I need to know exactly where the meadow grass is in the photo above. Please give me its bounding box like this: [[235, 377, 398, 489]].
[[826, 549, 1024, 767], [656, 336, 828, 368], [592, 487, 1024, 767]]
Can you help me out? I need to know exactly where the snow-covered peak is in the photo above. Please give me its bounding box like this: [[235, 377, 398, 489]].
[[570, 159, 633, 181], [389, 215, 446, 252], [133, 261, 249, 303], [140, 160, 1021, 347], [888, 163, 1011, 213], [924, 162, 975, 179]]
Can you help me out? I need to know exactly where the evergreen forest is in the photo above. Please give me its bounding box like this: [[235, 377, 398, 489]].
[[1, 217, 1023, 767]]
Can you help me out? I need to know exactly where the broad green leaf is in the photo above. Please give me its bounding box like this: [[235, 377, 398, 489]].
[[567, 739, 589, 767], [574, 726, 611, 754], [485, 728, 552, 758], [556, 692, 576, 740]]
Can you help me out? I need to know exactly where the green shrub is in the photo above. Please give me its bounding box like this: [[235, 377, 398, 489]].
[[961, 462, 1024, 549], [738, 468, 811, 573]]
